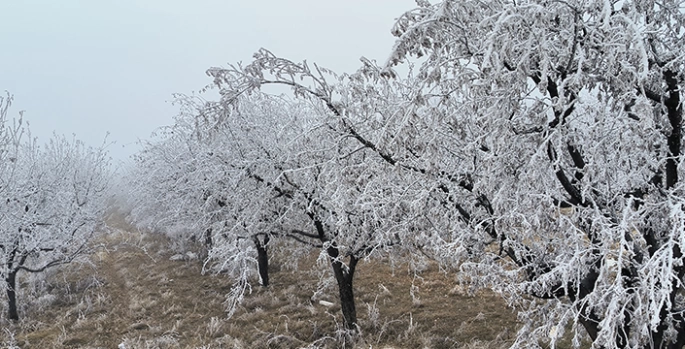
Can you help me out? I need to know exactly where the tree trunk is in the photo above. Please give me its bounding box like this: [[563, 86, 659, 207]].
[[204, 228, 213, 249], [6, 270, 19, 321], [327, 245, 358, 331], [336, 269, 356, 330], [199, 228, 214, 262], [253, 235, 270, 287]]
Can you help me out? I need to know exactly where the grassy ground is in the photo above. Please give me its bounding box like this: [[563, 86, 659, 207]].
[[1, 219, 522, 348]]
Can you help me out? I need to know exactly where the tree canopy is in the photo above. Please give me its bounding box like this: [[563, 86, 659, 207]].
[[125, 0, 685, 347], [0, 94, 111, 320]]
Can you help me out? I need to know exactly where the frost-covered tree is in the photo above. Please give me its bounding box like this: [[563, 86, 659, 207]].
[[372, 0, 685, 348], [205, 50, 441, 330], [124, 53, 427, 330], [197, 93, 327, 314], [0, 95, 110, 321], [126, 101, 220, 251], [126, 93, 309, 320]]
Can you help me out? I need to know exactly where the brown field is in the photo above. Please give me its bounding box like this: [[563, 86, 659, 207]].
[[1, 219, 529, 349]]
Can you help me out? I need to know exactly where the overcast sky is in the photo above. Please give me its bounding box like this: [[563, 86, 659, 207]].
[[1, 0, 415, 163]]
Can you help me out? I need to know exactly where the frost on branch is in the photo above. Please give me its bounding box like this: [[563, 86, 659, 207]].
[[383, 0, 685, 347], [130, 62, 444, 329], [206, 48, 339, 105], [0, 94, 110, 321]]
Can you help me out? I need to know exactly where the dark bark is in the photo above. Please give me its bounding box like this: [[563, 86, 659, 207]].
[[204, 228, 213, 249], [538, 69, 685, 348], [640, 70, 684, 348], [652, 313, 685, 349], [246, 162, 364, 326], [253, 235, 270, 287], [308, 216, 360, 330], [663, 70, 681, 190], [6, 270, 18, 321], [327, 244, 358, 330]]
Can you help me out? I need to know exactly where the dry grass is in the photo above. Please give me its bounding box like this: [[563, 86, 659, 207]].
[[2, 217, 530, 348]]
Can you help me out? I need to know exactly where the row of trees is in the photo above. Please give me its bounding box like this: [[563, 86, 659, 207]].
[[0, 94, 111, 321], [126, 80, 429, 326], [126, 0, 685, 348], [385, 1, 685, 348]]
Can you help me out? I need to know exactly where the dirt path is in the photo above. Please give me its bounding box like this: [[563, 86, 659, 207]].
[[9, 226, 232, 348], [7, 221, 521, 349], [92, 228, 232, 348]]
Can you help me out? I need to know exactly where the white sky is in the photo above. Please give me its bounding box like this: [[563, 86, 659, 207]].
[[0, 0, 416, 163]]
